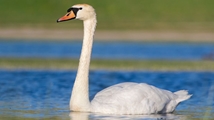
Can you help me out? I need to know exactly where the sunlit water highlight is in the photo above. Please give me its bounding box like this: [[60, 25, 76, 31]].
[[0, 70, 213, 120], [0, 40, 214, 60]]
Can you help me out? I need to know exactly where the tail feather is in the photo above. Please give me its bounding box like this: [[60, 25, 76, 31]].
[[174, 90, 192, 103]]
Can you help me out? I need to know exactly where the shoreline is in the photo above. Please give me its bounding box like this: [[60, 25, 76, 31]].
[[0, 28, 214, 42], [0, 58, 214, 71]]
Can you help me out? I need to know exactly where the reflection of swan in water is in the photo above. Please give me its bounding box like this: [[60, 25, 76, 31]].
[[57, 4, 192, 114], [69, 112, 89, 120], [69, 112, 188, 120]]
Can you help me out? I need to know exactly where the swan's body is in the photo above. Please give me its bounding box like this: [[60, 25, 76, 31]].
[[57, 4, 192, 114]]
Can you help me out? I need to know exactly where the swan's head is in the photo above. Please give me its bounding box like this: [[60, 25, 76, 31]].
[[57, 4, 96, 22]]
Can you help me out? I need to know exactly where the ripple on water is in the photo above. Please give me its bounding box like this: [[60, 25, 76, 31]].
[[0, 70, 213, 120]]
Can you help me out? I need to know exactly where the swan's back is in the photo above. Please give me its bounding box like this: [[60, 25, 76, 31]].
[[91, 82, 191, 114]]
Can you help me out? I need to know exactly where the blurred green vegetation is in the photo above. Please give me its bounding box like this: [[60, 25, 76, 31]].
[[0, 58, 214, 71], [0, 0, 214, 31]]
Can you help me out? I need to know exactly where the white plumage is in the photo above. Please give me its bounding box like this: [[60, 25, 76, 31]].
[[91, 82, 191, 114], [57, 4, 192, 115]]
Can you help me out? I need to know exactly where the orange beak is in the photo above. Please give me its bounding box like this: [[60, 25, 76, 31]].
[[57, 11, 76, 22]]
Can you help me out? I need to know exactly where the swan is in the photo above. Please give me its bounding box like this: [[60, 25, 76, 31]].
[[57, 4, 192, 114]]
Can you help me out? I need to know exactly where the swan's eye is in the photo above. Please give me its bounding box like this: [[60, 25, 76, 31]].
[[79, 7, 82, 10]]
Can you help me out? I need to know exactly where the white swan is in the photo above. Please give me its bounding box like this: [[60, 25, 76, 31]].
[[57, 4, 192, 115]]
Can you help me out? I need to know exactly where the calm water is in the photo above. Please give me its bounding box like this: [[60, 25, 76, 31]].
[[0, 70, 214, 120], [0, 40, 214, 60], [0, 39, 214, 119]]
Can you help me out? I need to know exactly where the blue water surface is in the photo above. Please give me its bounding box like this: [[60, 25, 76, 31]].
[[0, 39, 214, 119], [0, 40, 214, 60], [0, 70, 213, 120]]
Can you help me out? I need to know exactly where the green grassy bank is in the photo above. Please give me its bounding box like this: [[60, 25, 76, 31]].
[[0, 58, 214, 71], [0, 0, 214, 31]]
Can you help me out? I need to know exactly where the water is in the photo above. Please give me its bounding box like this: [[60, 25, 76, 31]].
[[0, 70, 213, 120], [0, 39, 214, 119], [0, 40, 214, 60]]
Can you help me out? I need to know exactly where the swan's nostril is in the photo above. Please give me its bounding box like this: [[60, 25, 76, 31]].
[[66, 13, 70, 16]]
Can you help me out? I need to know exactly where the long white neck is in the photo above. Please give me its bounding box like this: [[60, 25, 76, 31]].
[[70, 17, 97, 112]]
